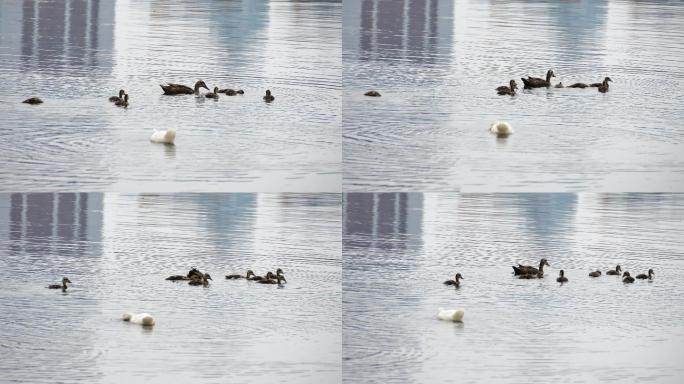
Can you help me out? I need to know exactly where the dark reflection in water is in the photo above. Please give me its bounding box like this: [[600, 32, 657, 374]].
[[343, 193, 684, 383], [0, 193, 341, 384], [344, 0, 684, 191]]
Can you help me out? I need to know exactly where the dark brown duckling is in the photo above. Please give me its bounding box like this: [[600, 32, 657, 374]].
[[205, 87, 220, 99], [622, 271, 635, 283], [556, 270, 568, 283], [188, 273, 212, 286], [588, 270, 602, 277], [160, 80, 209, 95], [226, 270, 254, 280], [22, 97, 43, 104], [258, 275, 285, 285], [47, 277, 72, 292], [635, 269, 654, 280], [567, 83, 589, 88], [109, 89, 125, 102], [512, 258, 549, 276], [521, 69, 555, 88], [219, 88, 244, 96], [606, 265, 622, 275], [364, 90, 381, 97], [248, 271, 275, 282], [167, 267, 203, 281], [590, 77, 612, 87], [263, 89, 275, 102], [114, 94, 129, 107], [496, 80, 518, 96], [443, 273, 463, 287]]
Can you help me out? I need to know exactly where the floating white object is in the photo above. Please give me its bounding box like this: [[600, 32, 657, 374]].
[[436, 307, 464, 322], [150, 129, 176, 144], [122, 312, 155, 326], [489, 121, 513, 137]]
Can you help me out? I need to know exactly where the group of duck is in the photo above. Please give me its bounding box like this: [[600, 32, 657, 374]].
[[21, 79, 275, 105], [441, 259, 655, 288], [165, 267, 286, 286], [496, 69, 613, 96]]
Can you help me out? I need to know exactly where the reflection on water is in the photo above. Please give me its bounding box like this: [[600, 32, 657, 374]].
[[0, 0, 341, 192], [343, 0, 684, 191], [343, 193, 684, 383], [0, 193, 341, 384]]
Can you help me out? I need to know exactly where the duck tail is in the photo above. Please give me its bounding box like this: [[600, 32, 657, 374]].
[[512, 265, 522, 275], [520, 78, 530, 87]]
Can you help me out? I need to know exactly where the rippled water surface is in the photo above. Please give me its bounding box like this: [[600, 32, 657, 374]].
[[343, 0, 684, 191], [0, 0, 341, 192], [343, 193, 684, 383], [0, 193, 341, 383]]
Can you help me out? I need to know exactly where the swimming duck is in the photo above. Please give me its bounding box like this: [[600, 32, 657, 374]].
[[258, 275, 286, 285], [606, 265, 622, 275], [150, 129, 176, 145], [567, 83, 589, 88], [489, 121, 513, 137], [188, 273, 212, 286], [109, 89, 125, 102], [248, 271, 275, 282], [160, 80, 209, 95], [47, 277, 72, 292], [590, 77, 612, 88], [364, 91, 381, 97], [205, 87, 220, 99], [226, 270, 254, 279], [588, 270, 602, 277], [219, 88, 244, 96], [166, 268, 203, 281], [622, 271, 635, 283], [597, 83, 609, 93], [512, 258, 549, 276], [443, 273, 463, 287], [496, 80, 518, 96], [556, 270, 568, 283], [263, 90, 275, 102], [521, 69, 555, 88], [122, 312, 155, 326], [22, 97, 43, 104], [554, 82, 564, 88], [636, 269, 654, 280], [436, 308, 464, 322], [114, 94, 129, 107], [519, 271, 544, 279], [268, 268, 286, 283]]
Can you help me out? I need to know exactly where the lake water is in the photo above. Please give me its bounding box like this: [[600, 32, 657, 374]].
[[343, 193, 684, 383], [0, 0, 341, 192], [0, 193, 341, 383], [343, 0, 684, 191]]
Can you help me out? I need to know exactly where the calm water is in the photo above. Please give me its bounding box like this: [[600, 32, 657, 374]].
[[0, 193, 341, 383], [343, 0, 684, 191], [343, 193, 684, 383], [0, 0, 341, 192]]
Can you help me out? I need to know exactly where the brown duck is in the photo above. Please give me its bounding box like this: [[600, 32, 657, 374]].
[[556, 270, 568, 283], [364, 91, 381, 97], [219, 88, 244, 96], [521, 70, 555, 88], [114, 94, 129, 107], [588, 270, 602, 277], [48, 277, 72, 292], [258, 275, 285, 285], [635, 269, 654, 280], [160, 80, 209, 95], [496, 80, 517, 96], [567, 83, 589, 88], [188, 273, 212, 286], [109, 89, 125, 102], [512, 258, 549, 276], [263, 90, 275, 102], [590, 77, 612, 87], [622, 271, 635, 283], [443, 273, 463, 287], [205, 87, 220, 99], [226, 270, 255, 280], [22, 97, 43, 104], [606, 265, 622, 275]]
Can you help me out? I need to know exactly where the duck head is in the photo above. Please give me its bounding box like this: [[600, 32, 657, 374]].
[[604, 77, 613, 83], [213, 86, 219, 94], [204, 273, 212, 281], [509, 80, 518, 90], [546, 69, 556, 81], [246, 270, 255, 278], [558, 270, 565, 278], [118, 89, 125, 98], [648, 269, 654, 278], [616, 265, 622, 273], [622, 271, 630, 278], [62, 277, 72, 284], [265, 272, 276, 279], [539, 258, 550, 268], [455, 273, 463, 281], [195, 80, 209, 91], [265, 90, 272, 96], [276, 268, 284, 276]]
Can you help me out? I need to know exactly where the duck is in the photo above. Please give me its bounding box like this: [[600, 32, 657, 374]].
[[205, 86, 220, 99], [597, 83, 609, 93], [226, 270, 254, 280], [521, 69, 555, 88], [496, 80, 517, 96], [556, 270, 568, 283], [109, 89, 125, 102], [263, 90, 275, 102], [166, 268, 203, 281], [269, 268, 286, 283], [588, 270, 602, 277], [636, 269, 654, 280], [554, 82, 564, 88], [22, 97, 43, 104], [160, 80, 209, 95], [150, 129, 176, 145], [519, 271, 544, 279], [122, 312, 155, 326], [114, 94, 129, 107], [512, 258, 549, 276], [622, 271, 635, 283], [219, 88, 244, 96], [567, 83, 589, 88], [188, 273, 212, 286], [364, 90, 381, 97], [443, 273, 463, 287], [590, 77, 612, 88], [606, 265, 622, 275], [248, 271, 275, 282], [258, 275, 286, 285], [489, 121, 513, 137], [436, 308, 464, 322], [47, 277, 71, 292]]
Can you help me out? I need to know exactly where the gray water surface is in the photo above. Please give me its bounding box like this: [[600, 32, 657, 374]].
[[0, 193, 341, 384], [343, 0, 684, 191], [0, 0, 341, 192], [343, 193, 684, 383]]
